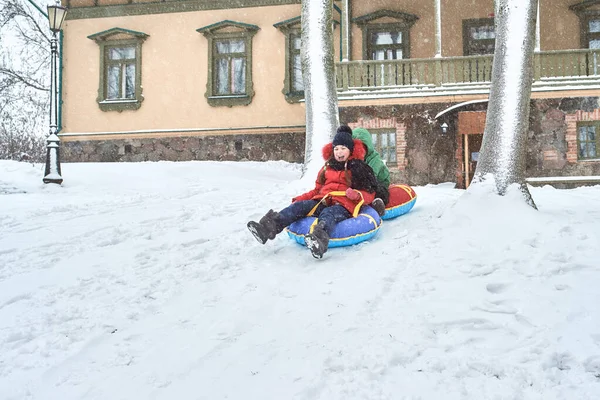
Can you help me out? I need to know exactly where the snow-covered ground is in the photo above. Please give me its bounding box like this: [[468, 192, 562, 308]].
[[1, 160, 600, 400]]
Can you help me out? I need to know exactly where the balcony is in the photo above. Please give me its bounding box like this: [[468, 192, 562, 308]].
[[335, 49, 600, 100]]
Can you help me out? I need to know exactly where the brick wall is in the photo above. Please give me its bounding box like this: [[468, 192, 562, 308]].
[[348, 117, 408, 171], [564, 108, 600, 164]]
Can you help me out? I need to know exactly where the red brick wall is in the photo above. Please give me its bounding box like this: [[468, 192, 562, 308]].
[[349, 117, 408, 170], [565, 108, 600, 164]]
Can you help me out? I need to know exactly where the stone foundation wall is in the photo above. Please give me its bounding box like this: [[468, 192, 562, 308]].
[[62, 132, 306, 163], [528, 97, 600, 177], [340, 103, 458, 186], [341, 97, 600, 187], [62, 97, 600, 187]]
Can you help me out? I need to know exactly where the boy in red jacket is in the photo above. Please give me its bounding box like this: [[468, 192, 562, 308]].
[[247, 126, 379, 259]]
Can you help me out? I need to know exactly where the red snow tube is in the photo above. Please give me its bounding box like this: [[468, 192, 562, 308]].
[[382, 184, 417, 220]]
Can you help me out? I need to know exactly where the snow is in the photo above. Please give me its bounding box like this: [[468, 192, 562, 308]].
[[1, 160, 600, 399], [434, 99, 490, 119], [526, 176, 600, 182]]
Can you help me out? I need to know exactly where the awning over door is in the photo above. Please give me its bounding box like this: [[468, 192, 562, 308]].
[[458, 111, 486, 135]]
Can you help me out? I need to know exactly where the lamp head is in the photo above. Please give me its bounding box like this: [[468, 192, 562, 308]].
[[47, 2, 68, 33], [440, 122, 449, 134]]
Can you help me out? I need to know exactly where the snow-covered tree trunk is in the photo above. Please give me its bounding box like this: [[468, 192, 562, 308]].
[[300, 0, 339, 180], [471, 0, 538, 209]]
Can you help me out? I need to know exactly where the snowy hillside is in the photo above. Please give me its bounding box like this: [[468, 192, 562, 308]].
[[1, 160, 600, 399]]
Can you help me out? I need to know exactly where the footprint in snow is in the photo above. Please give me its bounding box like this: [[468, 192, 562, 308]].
[[486, 282, 509, 294]]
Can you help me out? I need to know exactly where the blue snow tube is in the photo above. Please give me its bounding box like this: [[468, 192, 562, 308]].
[[382, 196, 417, 220], [286, 205, 382, 248]]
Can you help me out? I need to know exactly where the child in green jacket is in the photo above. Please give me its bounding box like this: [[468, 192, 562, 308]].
[[352, 127, 391, 211]]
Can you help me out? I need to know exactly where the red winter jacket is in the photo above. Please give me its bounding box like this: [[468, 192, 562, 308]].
[[292, 139, 376, 216]]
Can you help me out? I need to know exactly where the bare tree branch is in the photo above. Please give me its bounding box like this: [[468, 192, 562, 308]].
[[0, 67, 48, 91], [0, 0, 50, 161]]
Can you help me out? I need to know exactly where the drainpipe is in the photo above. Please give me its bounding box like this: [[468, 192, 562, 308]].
[[333, 3, 343, 61], [58, 30, 63, 133], [340, 0, 350, 61], [535, 1, 540, 52], [25, 0, 63, 134], [26, 0, 46, 17], [435, 0, 442, 57]]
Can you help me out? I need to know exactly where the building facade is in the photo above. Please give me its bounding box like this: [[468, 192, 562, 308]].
[[60, 0, 600, 187]]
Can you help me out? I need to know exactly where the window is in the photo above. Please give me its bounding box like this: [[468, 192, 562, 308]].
[[571, 1, 600, 48], [354, 10, 418, 61], [368, 28, 405, 60], [197, 21, 259, 107], [371, 130, 397, 164], [214, 39, 247, 96], [274, 17, 304, 103], [463, 18, 495, 56], [289, 32, 304, 92], [106, 46, 136, 100], [588, 19, 600, 48], [88, 28, 148, 112], [577, 122, 599, 159]]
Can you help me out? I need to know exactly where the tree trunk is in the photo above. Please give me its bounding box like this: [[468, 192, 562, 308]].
[[300, 0, 339, 180], [471, 0, 538, 209]]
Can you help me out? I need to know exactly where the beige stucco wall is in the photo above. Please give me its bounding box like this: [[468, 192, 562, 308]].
[[349, 0, 583, 59], [350, 0, 435, 60], [440, 0, 495, 57], [540, 0, 581, 51], [61, 0, 588, 138], [349, 0, 496, 59], [61, 4, 323, 135]]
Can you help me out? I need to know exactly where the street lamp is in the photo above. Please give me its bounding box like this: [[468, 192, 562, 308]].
[[43, 1, 67, 184]]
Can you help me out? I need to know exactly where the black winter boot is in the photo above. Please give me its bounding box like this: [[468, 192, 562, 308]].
[[259, 209, 281, 240], [371, 198, 386, 217], [247, 209, 281, 244], [304, 222, 330, 259]]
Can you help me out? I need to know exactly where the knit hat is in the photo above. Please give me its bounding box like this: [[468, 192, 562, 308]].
[[333, 125, 354, 153]]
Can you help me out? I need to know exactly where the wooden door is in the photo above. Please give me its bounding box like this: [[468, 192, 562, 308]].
[[457, 111, 487, 188]]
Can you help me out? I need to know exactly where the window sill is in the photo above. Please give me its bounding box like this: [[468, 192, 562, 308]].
[[206, 94, 253, 107], [577, 157, 600, 162], [98, 98, 142, 112], [283, 91, 305, 104]]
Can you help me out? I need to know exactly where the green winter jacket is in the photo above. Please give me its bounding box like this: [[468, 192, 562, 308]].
[[352, 128, 391, 187]]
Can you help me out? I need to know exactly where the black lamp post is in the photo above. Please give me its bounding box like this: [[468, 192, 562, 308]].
[[43, 2, 67, 184]]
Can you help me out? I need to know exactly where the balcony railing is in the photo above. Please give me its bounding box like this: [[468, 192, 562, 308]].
[[335, 49, 600, 96]]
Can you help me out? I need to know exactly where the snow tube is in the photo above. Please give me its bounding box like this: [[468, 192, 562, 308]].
[[382, 184, 417, 220], [286, 205, 382, 248]]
